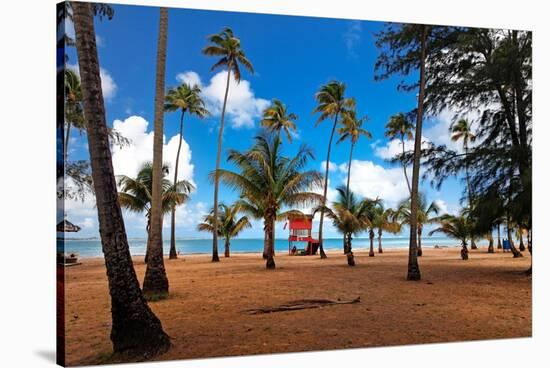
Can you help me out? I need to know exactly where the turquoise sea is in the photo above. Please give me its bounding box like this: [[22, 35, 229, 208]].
[[59, 236, 461, 258]]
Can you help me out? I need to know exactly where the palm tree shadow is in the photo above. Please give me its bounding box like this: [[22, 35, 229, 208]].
[[35, 350, 56, 363]]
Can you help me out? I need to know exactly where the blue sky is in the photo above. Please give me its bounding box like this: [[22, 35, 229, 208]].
[[63, 4, 466, 239]]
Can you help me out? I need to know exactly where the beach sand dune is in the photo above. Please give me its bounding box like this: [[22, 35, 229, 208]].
[[63, 247, 531, 365]]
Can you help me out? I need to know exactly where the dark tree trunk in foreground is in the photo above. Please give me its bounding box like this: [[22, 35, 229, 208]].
[[143, 7, 170, 299], [460, 241, 469, 260], [506, 217, 523, 258], [407, 26, 428, 281], [488, 233, 495, 253], [345, 233, 355, 266], [265, 212, 276, 269], [378, 229, 383, 253], [224, 238, 230, 258], [417, 226, 423, 257], [212, 64, 233, 263], [169, 111, 186, 260], [518, 228, 525, 251], [72, 2, 170, 357], [497, 224, 502, 249], [369, 230, 375, 257]]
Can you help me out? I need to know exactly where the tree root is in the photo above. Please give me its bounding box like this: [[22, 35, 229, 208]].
[[244, 297, 360, 314]]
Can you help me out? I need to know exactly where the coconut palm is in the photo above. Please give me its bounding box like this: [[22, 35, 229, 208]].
[[371, 204, 401, 254], [450, 118, 478, 249], [203, 27, 254, 262], [397, 193, 440, 257], [429, 214, 471, 260], [314, 186, 374, 266], [118, 162, 194, 261], [215, 134, 323, 269], [261, 99, 298, 142], [71, 2, 170, 356], [313, 81, 355, 259], [144, 7, 170, 299], [337, 109, 371, 196], [197, 203, 252, 257], [385, 113, 414, 195], [164, 82, 209, 259]]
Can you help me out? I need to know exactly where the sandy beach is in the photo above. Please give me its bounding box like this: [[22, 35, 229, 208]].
[[62, 247, 531, 366]]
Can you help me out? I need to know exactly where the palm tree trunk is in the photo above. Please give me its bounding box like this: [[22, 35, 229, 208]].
[[378, 229, 383, 253], [266, 211, 276, 269], [72, 2, 170, 356], [64, 121, 72, 164], [318, 113, 340, 259], [488, 232, 494, 253], [369, 230, 375, 257], [143, 7, 170, 299], [506, 214, 523, 258], [346, 141, 354, 197], [519, 227, 525, 251], [417, 226, 423, 257], [461, 240, 469, 260], [465, 145, 477, 250], [346, 233, 355, 266], [224, 238, 230, 258], [407, 25, 428, 281], [401, 135, 412, 195], [212, 65, 232, 263], [497, 223, 502, 249], [169, 111, 186, 260]]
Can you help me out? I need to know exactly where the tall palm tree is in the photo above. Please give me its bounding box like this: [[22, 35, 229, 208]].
[[143, 7, 170, 299], [314, 186, 373, 266], [337, 109, 371, 197], [118, 162, 194, 261], [71, 2, 170, 356], [203, 27, 254, 262], [385, 113, 414, 195], [261, 99, 298, 142], [216, 134, 323, 269], [397, 193, 440, 257], [64, 69, 84, 163], [313, 81, 355, 259], [197, 203, 252, 257], [364, 199, 383, 257], [164, 82, 209, 259], [371, 204, 401, 254], [450, 118, 478, 249], [429, 214, 471, 260]]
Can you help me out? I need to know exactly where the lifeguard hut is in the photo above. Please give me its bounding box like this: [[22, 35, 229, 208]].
[[286, 214, 320, 255]]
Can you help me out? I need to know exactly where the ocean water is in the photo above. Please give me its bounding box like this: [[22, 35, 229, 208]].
[[59, 236, 461, 258]]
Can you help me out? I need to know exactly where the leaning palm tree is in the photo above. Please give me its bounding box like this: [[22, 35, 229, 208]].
[[385, 113, 414, 195], [313, 80, 355, 259], [314, 186, 373, 266], [337, 109, 371, 196], [118, 162, 194, 262], [203, 27, 254, 262], [164, 82, 208, 259], [429, 214, 471, 260], [71, 2, 170, 356], [397, 193, 440, 257], [450, 118, 477, 249], [261, 99, 298, 142], [371, 204, 401, 254], [197, 203, 252, 257], [215, 134, 323, 269], [144, 7, 170, 299]]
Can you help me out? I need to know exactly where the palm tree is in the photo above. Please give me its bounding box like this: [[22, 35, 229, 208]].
[[64, 69, 85, 163], [234, 196, 270, 259], [118, 162, 194, 261], [203, 27, 254, 262], [397, 193, 440, 257], [197, 203, 252, 257], [71, 2, 170, 356], [164, 82, 208, 259], [365, 199, 383, 257], [143, 7, 170, 299], [216, 134, 323, 269], [385, 113, 414, 195], [261, 99, 298, 142], [450, 118, 478, 249], [313, 81, 355, 259], [429, 214, 471, 260], [487, 231, 495, 253], [337, 109, 371, 196], [314, 186, 373, 266], [371, 204, 400, 254]]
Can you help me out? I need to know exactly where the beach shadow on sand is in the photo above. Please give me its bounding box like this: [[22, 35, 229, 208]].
[[35, 350, 56, 363]]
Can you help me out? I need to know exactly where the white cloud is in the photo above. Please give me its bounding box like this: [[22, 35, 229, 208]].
[[67, 64, 117, 100], [175, 70, 269, 129], [81, 217, 95, 229], [373, 136, 431, 160], [320, 160, 338, 173], [95, 35, 105, 47], [343, 20, 362, 58]]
